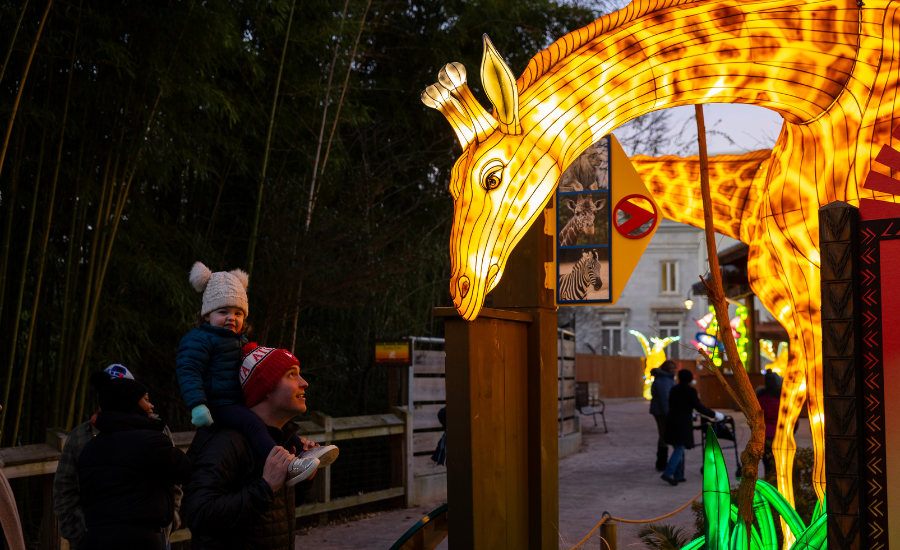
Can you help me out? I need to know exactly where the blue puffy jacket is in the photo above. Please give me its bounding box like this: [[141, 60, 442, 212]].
[[176, 324, 248, 410]]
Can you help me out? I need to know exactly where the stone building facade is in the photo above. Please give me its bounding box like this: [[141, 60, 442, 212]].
[[559, 219, 740, 358]]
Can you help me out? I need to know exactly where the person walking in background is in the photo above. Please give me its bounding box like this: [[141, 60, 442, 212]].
[[54, 364, 182, 549], [77, 372, 192, 549], [649, 360, 677, 471], [662, 369, 724, 485], [756, 370, 783, 477]]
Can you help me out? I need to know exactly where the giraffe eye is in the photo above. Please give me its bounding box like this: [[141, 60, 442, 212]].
[[480, 160, 504, 191]]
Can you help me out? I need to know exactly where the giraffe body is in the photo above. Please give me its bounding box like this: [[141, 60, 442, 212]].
[[422, 1, 900, 543]]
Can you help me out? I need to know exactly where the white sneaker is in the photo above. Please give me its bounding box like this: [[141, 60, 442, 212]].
[[298, 444, 339, 468], [285, 457, 319, 487]]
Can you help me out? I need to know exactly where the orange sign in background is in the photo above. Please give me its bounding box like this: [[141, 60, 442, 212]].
[[374, 341, 411, 366]]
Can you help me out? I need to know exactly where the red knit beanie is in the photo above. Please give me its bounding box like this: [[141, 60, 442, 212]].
[[240, 342, 300, 408]]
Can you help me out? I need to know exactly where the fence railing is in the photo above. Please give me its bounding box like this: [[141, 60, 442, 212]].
[[0, 408, 416, 547]]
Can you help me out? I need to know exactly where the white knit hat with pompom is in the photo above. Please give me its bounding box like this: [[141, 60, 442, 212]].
[[189, 261, 249, 317]]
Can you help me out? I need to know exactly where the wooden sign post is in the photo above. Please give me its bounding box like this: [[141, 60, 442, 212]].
[[437, 199, 558, 550]]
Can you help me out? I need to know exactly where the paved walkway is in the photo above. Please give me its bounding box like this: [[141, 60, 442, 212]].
[[298, 398, 813, 550]]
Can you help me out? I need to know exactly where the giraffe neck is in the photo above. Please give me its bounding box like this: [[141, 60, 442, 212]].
[[517, 0, 861, 168], [559, 216, 581, 246]]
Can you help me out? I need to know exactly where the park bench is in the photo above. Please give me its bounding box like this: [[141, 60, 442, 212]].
[[578, 400, 608, 433]]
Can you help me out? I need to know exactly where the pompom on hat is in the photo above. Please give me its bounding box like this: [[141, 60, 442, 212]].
[[189, 261, 249, 317], [240, 342, 300, 408]]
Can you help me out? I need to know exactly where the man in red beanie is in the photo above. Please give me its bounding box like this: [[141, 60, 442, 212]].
[[182, 344, 320, 549]]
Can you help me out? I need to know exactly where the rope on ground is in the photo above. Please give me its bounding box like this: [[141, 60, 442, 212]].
[[568, 491, 702, 550]]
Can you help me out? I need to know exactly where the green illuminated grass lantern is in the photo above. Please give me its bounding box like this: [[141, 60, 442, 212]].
[[680, 427, 826, 550]]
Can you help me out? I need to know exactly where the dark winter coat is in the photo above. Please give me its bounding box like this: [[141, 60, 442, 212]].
[[649, 368, 676, 416], [664, 383, 716, 448], [176, 324, 248, 409], [77, 412, 192, 550], [182, 422, 314, 550]]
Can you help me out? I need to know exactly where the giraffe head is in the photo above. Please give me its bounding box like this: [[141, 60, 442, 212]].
[[565, 184, 606, 238], [422, 36, 561, 320]]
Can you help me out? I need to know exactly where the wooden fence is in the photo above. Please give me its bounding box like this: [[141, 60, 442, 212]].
[[575, 354, 645, 398], [1, 410, 413, 548]]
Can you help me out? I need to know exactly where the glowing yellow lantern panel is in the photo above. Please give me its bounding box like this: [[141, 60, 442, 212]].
[[423, 0, 900, 531]]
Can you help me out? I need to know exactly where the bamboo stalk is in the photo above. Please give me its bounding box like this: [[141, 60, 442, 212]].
[[246, 0, 296, 277], [64, 153, 113, 429], [291, 0, 366, 352], [313, 0, 372, 215], [0, 130, 47, 439], [0, 0, 31, 86], [54, 195, 82, 426], [694, 104, 765, 536], [0, 0, 53, 181], [12, 10, 80, 441], [65, 0, 198, 427], [0, 129, 26, 331]]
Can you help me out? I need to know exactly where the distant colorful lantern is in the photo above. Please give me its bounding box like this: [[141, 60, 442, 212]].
[[630, 330, 680, 400]]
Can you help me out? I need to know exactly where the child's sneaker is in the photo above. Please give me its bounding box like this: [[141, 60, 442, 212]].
[[298, 444, 339, 468], [285, 457, 319, 487]]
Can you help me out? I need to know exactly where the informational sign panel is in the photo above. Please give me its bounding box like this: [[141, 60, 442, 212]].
[[374, 340, 411, 366], [554, 134, 660, 306]]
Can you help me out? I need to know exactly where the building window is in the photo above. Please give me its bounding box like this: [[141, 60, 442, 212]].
[[601, 321, 623, 356], [661, 261, 678, 294], [659, 321, 680, 360]]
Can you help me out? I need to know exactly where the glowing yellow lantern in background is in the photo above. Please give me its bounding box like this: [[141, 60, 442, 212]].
[[760, 340, 788, 377], [630, 330, 680, 400], [422, 0, 900, 538]]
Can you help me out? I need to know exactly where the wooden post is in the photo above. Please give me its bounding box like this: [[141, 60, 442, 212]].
[[600, 522, 617, 550], [437, 199, 558, 550], [390, 406, 415, 508], [310, 411, 333, 526]]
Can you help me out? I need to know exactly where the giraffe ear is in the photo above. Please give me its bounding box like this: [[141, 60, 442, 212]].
[[593, 199, 606, 210], [566, 199, 577, 211], [481, 34, 521, 135]]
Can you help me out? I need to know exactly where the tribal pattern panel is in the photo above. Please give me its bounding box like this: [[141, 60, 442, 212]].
[[857, 216, 895, 550], [820, 203, 863, 550]]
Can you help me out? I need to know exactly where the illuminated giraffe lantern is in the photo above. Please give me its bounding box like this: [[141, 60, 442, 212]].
[[422, 0, 900, 535]]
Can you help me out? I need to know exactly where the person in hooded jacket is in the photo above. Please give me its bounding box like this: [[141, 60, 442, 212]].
[[649, 360, 677, 471], [756, 370, 783, 476], [662, 369, 724, 485], [77, 372, 192, 550]]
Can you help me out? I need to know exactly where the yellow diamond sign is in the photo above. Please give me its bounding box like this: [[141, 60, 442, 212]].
[[554, 133, 660, 306]]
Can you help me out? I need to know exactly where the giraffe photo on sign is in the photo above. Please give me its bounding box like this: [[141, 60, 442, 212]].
[[557, 137, 611, 248], [556, 136, 612, 304]]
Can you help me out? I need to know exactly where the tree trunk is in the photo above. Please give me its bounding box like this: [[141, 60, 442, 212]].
[[694, 104, 765, 538]]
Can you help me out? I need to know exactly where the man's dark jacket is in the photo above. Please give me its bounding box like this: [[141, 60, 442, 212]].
[[649, 368, 676, 416], [664, 383, 716, 448], [77, 411, 192, 548], [182, 422, 314, 549]]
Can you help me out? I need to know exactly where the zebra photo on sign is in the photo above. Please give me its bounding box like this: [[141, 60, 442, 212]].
[[556, 135, 612, 305], [557, 248, 609, 302]]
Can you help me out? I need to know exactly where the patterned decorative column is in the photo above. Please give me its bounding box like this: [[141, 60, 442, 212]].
[[819, 202, 864, 550]]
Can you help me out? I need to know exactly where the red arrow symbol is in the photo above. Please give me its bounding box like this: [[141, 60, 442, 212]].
[[616, 199, 656, 236]]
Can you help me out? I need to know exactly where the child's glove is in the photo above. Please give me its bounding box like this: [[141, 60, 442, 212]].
[[191, 404, 214, 427]]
